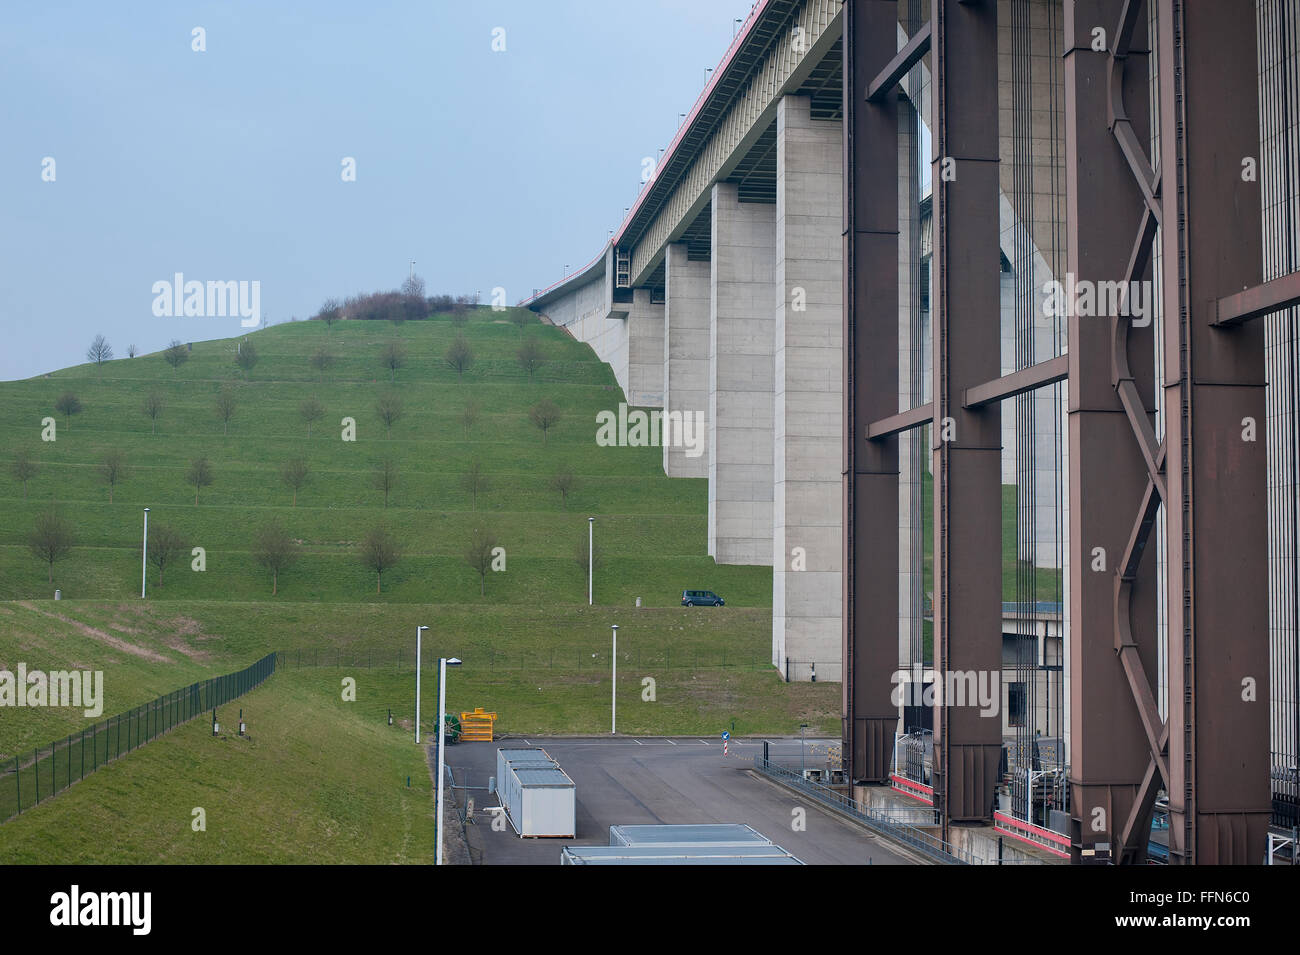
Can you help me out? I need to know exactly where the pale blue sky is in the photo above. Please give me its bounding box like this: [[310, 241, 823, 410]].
[[0, 0, 758, 380]]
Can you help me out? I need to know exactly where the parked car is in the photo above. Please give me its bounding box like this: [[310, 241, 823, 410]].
[[681, 589, 724, 607]]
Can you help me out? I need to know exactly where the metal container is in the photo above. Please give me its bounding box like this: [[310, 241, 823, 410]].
[[505, 766, 575, 837], [560, 844, 803, 865], [608, 824, 773, 848]]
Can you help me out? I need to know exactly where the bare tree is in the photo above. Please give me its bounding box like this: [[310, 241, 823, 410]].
[[163, 340, 189, 372], [401, 273, 426, 298], [97, 449, 128, 503], [299, 396, 325, 438], [54, 392, 82, 429], [185, 457, 213, 504], [445, 336, 474, 381], [86, 335, 113, 375], [529, 398, 562, 445], [254, 520, 300, 596], [10, 451, 38, 499], [450, 308, 470, 328], [464, 527, 499, 596], [317, 297, 342, 329], [360, 525, 403, 594], [146, 523, 187, 586], [214, 386, 238, 435], [375, 392, 404, 437], [460, 457, 490, 510], [235, 340, 258, 376], [28, 509, 74, 583], [142, 391, 164, 434], [550, 468, 577, 510], [281, 458, 310, 506], [372, 458, 398, 507], [461, 397, 481, 438], [516, 338, 544, 381], [128, 344, 137, 358], [510, 310, 531, 337], [309, 345, 334, 381], [380, 341, 406, 382]]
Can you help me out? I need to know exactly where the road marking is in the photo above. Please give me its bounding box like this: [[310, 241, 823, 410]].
[[634, 738, 643, 745], [666, 738, 677, 745]]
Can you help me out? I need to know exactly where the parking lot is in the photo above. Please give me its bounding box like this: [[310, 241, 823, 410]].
[[446, 736, 921, 865]]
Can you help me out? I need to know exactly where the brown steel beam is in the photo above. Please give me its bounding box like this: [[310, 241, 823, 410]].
[[842, 0, 900, 785], [930, 0, 1002, 831], [866, 21, 931, 103], [963, 355, 1068, 409], [1157, 0, 1271, 865], [866, 402, 933, 440], [1214, 271, 1300, 327], [1064, 0, 1160, 865]]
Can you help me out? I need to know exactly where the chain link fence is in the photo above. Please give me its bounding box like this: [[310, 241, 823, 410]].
[[0, 653, 276, 824], [274, 646, 793, 672]]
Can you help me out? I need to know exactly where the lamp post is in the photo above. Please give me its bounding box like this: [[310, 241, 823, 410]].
[[140, 508, 150, 598], [588, 517, 594, 606], [800, 723, 809, 775], [415, 625, 428, 744], [610, 625, 619, 735], [436, 656, 462, 866]]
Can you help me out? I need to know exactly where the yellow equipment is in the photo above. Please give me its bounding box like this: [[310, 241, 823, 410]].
[[459, 708, 497, 742]]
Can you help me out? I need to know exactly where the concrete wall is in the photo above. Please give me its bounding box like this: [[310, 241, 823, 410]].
[[663, 243, 711, 478], [626, 288, 665, 408], [537, 275, 630, 397], [772, 96, 843, 676], [709, 181, 776, 565]]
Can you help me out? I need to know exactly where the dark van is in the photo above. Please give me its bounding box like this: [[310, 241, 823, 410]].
[[681, 590, 724, 607]]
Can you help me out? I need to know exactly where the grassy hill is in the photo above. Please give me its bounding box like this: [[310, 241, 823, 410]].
[[0, 309, 837, 858]]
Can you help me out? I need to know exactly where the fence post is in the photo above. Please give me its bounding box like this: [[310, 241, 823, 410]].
[[14, 755, 20, 815], [33, 748, 39, 804]]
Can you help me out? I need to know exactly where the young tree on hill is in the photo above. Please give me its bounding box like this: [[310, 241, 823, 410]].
[[510, 310, 531, 337], [380, 341, 406, 382], [445, 336, 474, 381], [372, 458, 398, 507], [317, 297, 342, 329], [54, 391, 82, 429], [460, 457, 490, 510], [461, 397, 481, 438], [128, 344, 137, 358], [360, 525, 403, 594], [550, 468, 577, 510], [28, 509, 74, 584], [254, 520, 300, 596], [97, 449, 128, 503], [299, 396, 325, 438], [10, 451, 38, 499], [142, 391, 164, 434], [375, 392, 404, 437], [516, 338, 543, 381], [235, 340, 258, 376], [86, 335, 113, 375], [401, 273, 426, 299], [186, 456, 213, 504], [450, 307, 470, 329], [214, 386, 238, 435], [464, 528, 499, 596], [309, 345, 334, 381], [281, 458, 310, 506], [146, 523, 187, 586], [529, 398, 561, 446], [163, 339, 189, 373]]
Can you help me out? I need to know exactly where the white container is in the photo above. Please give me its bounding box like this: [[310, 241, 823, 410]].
[[505, 767, 575, 837], [608, 824, 773, 848]]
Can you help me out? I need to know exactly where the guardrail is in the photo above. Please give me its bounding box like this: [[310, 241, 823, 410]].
[[753, 756, 984, 864]]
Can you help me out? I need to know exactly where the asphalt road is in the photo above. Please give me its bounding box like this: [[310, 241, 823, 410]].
[[446, 736, 920, 865]]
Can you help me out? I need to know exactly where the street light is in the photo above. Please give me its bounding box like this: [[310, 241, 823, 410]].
[[588, 517, 594, 606], [436, 656, 463, 866], [800, 723, 809, 774], [610, 625, 619, 735], [140, 508, 150, 598], [415, 625, 429, 744]]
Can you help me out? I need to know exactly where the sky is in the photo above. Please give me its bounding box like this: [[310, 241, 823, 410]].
[[0, 0, 760, 381]]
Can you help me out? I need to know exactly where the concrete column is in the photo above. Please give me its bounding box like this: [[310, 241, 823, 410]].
[[708, 181, 776, 565], [772, 96, 843, 677], [663, 244, 710, 478], [626, 288, 664, 408]]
